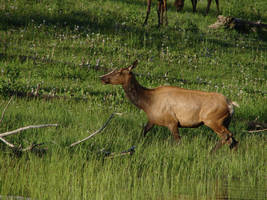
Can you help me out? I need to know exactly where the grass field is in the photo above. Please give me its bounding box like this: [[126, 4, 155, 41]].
[[0, 0, 267, 199]]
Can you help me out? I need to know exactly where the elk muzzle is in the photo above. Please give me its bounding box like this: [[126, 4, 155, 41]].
[[100, 75, 110, 84]]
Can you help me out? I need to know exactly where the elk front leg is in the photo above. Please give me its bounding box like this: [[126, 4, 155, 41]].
[[143, 0, 152, 26]]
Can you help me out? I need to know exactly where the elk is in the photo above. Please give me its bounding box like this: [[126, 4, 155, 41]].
[[143, 0, 169, 27], [175, 0, 220, 15], [144, 0, 183, 27], [100, 60, 238, 152]]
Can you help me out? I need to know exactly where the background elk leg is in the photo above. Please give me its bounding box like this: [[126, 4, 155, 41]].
[[206, 0, 212, 14], [157, 0, 163, 27], [215, 0, 220, 13], [163, 0, 168, 25], [143, 0, 152, 26], [191, 0, 197, 12]]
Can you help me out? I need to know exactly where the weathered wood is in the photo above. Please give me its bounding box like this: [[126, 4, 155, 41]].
[[0, 124, 59, 138], [209, 15, 267, 32], [0, 124, 58, 154], [0, 96, 13, 125], [70, 113, 122, 147], [248, 128, 267, 133]]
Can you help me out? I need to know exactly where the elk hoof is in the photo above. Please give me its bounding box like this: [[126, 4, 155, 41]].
[[229, 138, 238, 150]]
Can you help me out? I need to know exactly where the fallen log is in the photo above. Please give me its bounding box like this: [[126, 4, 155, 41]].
[[0, 97, 58, 155], [209, 15, 267, 32]]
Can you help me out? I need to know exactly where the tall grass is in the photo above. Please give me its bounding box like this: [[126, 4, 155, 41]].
[[0, 0, 266, 199]]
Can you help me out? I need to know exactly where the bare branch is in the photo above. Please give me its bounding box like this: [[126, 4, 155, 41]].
[[248, 128, 267, 133], [0, 124, 58, 138], [0, 137, 15, 148], [0, 96, 13, 125], [22, 143, 45, 152], [70, 113, 122, 147]]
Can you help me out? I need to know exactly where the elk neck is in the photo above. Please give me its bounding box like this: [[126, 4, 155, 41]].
[[122, 74, 151, 110]]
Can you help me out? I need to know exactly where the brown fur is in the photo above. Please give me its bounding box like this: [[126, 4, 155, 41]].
[[144, 0, 179, 27], [100, 60, 238, 152], [176, 0, 220, 14]]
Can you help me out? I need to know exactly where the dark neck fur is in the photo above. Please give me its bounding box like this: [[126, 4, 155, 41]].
[[122, 74, 150, 110]]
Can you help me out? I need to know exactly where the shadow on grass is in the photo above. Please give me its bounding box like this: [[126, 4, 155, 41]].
[[0, 5, 267, 53]]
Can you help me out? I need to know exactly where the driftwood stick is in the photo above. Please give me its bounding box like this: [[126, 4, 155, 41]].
[[209, 15, 267, 30], [70, 113, 122, 147], [22, 143, 45, 152], [248, 128, 267, 133], [0, 96, 13, 125], [0, 137, 15, 148], [0, 124, 58, 138]]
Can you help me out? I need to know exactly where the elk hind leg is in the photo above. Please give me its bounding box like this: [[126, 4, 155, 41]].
[[168, 123, 181, 143], [206, 122, 238, 153]]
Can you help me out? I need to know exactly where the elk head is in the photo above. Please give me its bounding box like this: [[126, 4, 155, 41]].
[[100, 60, 138, 85]]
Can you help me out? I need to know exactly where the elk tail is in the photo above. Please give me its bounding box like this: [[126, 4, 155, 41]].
[[227, 100, 240, 117]]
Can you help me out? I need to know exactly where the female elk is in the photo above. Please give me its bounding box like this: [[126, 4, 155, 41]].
[[143, 0, 169, 27], [175, 0, 220, 15], [100, 61, 238, 152]]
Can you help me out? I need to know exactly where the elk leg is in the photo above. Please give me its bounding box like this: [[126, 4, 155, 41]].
[[215, 0, 220, 14], [206, 0, 212, 15], [206, 122, 238, 152], [163, 0, 168, 25], [168, 123, 181, 142], [142, 121, 154, 137], [143, 0, 152, 26], [157, 0, 163, 27], [191, 0, 197, 13]]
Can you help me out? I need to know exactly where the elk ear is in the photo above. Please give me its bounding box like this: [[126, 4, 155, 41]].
[[128, 60, 138, 71]]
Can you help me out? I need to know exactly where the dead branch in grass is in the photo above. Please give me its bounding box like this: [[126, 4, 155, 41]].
[[209, 15, 267, 32], [0, 124, 58, 153], [0, 124, 58, 138], [0, 96, 13, 125], [0, 136, 15, 148], [70, 113, 123, 147], [247, 128, 267, 133]]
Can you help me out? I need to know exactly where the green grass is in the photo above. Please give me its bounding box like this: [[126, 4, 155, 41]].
[[0, 0, 267, 199]]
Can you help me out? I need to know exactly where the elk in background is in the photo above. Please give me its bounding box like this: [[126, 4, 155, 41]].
[[175, 0, 220, 15], [143, 0, 182, 27], [100, 60, 239, 152]]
